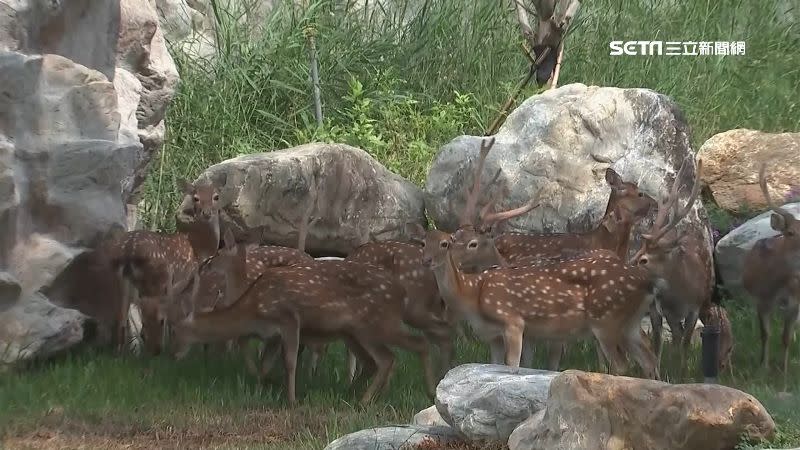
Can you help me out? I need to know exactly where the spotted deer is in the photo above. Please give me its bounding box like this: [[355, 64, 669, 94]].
[[451, 137, 656, 368], [628, 157, 711, 369], [415, 223, 659, 379], [741, 162, 800, 390], [169, 228, 437, 405], [109, 179, 222, 355], [345, 239, 454, 377]]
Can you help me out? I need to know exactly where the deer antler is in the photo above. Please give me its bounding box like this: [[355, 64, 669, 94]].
[[630, 157, 703, 265], [758, 161, 794, 221], [297, 176, 321, 253], [478, 189, 540, 231], [460, 137, 496, 227]]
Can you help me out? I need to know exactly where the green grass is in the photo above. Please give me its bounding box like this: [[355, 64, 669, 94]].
[[3, 298, 800, 449]]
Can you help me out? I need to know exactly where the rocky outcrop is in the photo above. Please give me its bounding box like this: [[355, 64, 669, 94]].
[[425, 83, 713, 268], [516, 370, 775, 450], [435, 364, 557, 443], [715, 202, 800, 292], [0, 0, 178, 362], [193, 143, 427, 256], [698, 129, 800, 214]]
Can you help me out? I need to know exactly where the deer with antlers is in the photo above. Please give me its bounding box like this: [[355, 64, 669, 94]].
[[741, 162, 800, 390], [627, 158, 710, 371], [451, 136, 656, 367], [107, 179, 223, 355], [414, 221, 659, 379]]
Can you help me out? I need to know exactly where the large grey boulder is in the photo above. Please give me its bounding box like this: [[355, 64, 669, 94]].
[[518, 370, 775, 450], [1, 0, 178, 201], [195, 143, 427, 255], [323, 425, 465, 450], [0, 0, 178, 359], [698, 129, 800, 214], [435, 363, 558, 443], [425, 83, 713, 265], [715, 202, 800, 292]]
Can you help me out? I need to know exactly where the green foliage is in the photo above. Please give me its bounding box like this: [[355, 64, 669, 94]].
[[295, 75, 480, 184]]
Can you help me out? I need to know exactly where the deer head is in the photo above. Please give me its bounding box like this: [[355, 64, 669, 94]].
[[177, 179, 221, 220], [138, 296, 167, 355], [758, 162, 800, 242], [604, 168, 658, 226], [413, 225, 453, 270], [630, 157, 703, 275]]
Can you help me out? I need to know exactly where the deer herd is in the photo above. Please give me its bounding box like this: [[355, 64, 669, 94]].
[[97, 136, 798, 405]]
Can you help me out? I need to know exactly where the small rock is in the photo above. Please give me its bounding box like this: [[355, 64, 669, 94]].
[[698, 129, 800, 214], [0, 292, 89, 365], [323, 425, 465, 450], [520, 370, 775, 450], [412, 405, 450, 428], [435, 364, 558, 442]]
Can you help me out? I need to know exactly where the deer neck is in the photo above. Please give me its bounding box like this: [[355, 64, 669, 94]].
[[430, 251, 482, 316], [176, 214, 221, 261], [590, 216, 633, 259], [182, 304, 253, 343]]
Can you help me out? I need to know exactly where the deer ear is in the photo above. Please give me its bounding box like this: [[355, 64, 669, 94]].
[[177, 178, 196, 195], [405, 222, 427, 242], [605, 168, 623, 188], [770, 213, 788, 232]]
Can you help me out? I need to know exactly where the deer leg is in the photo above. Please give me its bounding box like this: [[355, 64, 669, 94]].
[[346, 349, 360, 384], [593, 329, 626, 375], [625, 324, 660, 380], [649, 304, 665, 368], [681, 310, 699, 351], [117, 275, 132, 354], [307, 343, 327, 377], [383, 330, 436, 399], [489, 337, 505, 365], [278, 318, 301, 406], [355, 339, 395, 405], [503, 320, 525, 368], [781, 304, 799, 392], [259, 335, 283, 379], [757, 305, 772, 369], [521, 335, 536, 368], [345, 337, 377, 388], [423, 328, 453, 378], [546, 341, 564, 371], [594, 340, 608, 373]]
